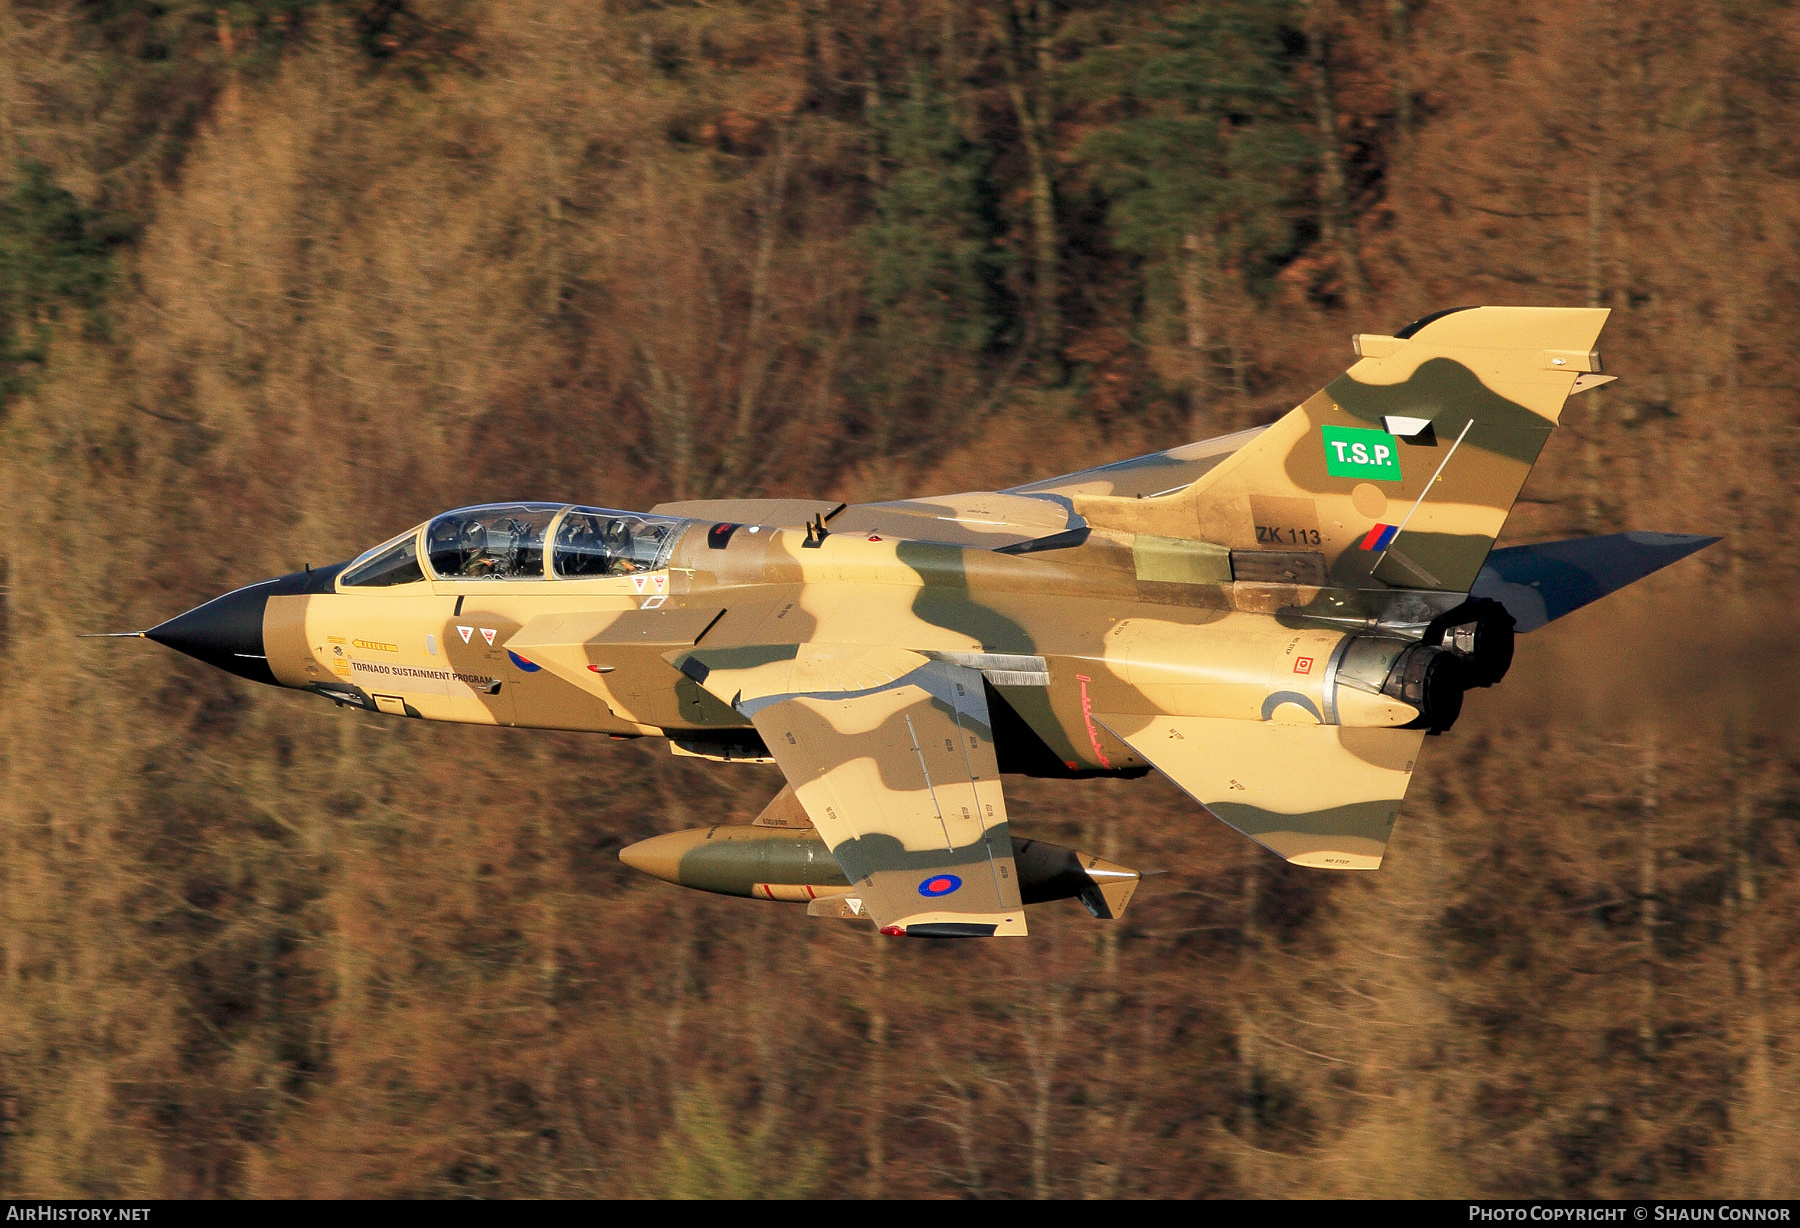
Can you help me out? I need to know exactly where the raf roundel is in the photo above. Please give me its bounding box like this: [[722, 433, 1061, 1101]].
[[918, 874, 963, 898]]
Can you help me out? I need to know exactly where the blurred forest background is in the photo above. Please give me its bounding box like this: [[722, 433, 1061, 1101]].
[[2, 0, 1799, 1199]]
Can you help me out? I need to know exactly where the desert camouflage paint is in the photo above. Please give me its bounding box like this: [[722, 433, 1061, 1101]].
[[137, 307, 1718, 937]]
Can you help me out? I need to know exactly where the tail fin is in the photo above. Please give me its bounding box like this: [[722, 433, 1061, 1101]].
[[1072, 306, 1611, 594]]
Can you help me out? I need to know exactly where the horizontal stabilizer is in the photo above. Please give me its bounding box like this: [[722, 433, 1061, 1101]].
[[1096, 714, 1426, 870], [1471, 532, 1718, 632]]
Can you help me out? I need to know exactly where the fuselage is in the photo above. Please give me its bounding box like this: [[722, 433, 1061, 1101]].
[[149, 501, 1439, 779], [128, 307, 1716, 914]]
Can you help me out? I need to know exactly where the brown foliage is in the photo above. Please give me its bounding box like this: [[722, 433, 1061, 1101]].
[[2, 0, 1798, 1199]]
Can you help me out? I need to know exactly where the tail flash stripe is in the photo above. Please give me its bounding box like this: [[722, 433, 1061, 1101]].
[[1359, 524, 1399, 551]]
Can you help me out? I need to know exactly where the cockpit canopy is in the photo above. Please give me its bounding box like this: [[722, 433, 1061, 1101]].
[[426, 503, 560, 580], [552, 507, 683, 577], [339, 503, 690, 587]]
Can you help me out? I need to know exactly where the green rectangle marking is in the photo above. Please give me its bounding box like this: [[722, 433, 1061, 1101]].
[[1321, 425, 1403, 481]]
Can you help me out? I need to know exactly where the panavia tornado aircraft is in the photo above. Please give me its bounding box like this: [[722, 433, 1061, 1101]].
[[124, 307, 1713, 938]]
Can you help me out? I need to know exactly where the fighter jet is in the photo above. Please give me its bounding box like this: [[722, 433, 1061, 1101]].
[[124, 307, 1714, 938]]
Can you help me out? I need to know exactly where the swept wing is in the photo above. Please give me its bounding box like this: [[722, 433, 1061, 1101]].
[[1003, 426, 1268, 499], [649, 426, 1270, 551], [680, 647, 1028, 936]]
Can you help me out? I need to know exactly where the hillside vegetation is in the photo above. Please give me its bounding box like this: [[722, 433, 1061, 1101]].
[[2, 0, 1798, 1197]]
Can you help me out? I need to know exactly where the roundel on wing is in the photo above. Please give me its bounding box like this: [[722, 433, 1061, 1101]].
[[507, 650, 541, 673], [918, 874, 962, 898]]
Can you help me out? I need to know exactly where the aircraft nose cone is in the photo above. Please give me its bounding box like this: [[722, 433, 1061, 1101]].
[[145, 578, 279, 685]]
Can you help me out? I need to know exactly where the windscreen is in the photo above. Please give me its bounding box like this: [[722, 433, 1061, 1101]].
[[340, 530, 426, 588]]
